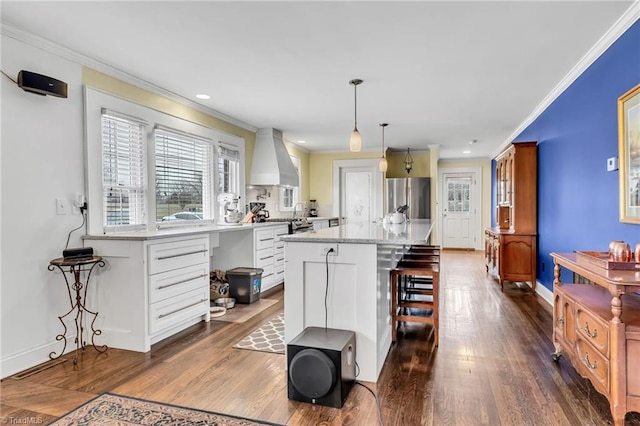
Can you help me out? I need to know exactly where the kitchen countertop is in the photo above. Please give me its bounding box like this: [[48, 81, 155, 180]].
[[280, 219, 433, 245], [84, 221, 288, 241]]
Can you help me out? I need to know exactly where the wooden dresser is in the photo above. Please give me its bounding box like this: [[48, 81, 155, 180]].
[[485, 141, 537, 291], [551, 252, 640, 426]]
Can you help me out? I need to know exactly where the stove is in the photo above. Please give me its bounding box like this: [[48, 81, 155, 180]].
[[264, 218, 313, 234]]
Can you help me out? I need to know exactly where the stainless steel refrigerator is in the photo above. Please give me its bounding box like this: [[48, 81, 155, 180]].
[[386, 177, 431, 219]]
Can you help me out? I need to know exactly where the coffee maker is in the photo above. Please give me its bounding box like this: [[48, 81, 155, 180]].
[[256, 210, 270, 222], [309, 200, 318, 217], [217, 193, 242, 226]]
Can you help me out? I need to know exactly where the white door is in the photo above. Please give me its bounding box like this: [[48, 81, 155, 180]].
[[441, 172, 476, 249], [333, 159, 383, 224]]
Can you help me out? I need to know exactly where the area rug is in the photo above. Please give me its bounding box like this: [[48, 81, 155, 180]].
[[234, 312, 285, 354], [211, 298, 278, 323], [49, 392, 282, 425]]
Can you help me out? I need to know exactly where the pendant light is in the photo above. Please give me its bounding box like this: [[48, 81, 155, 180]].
[[349, 79, 363, 152], [378, 123, 388, 172], [403, 148, 414, 174]]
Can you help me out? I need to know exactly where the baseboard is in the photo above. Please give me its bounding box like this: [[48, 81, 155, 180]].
[[526, 280, 553, 306], [0, 335, 76, 379]]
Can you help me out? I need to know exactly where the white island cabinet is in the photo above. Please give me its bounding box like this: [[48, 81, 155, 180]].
[[281, 219, 434, 382]]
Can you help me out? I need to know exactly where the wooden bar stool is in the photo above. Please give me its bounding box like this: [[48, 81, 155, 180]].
[[391, 260, 440, 345]]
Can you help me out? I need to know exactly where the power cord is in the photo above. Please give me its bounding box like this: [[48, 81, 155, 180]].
[[355, 361, 384, 426], [324, 248, 333, 330], [64, 203, 88, 250]]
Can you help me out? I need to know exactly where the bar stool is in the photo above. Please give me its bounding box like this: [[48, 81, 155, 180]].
[[390, 254, 440, 345]]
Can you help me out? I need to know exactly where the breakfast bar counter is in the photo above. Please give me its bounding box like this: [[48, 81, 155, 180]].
[[281, 220, 433, 382]]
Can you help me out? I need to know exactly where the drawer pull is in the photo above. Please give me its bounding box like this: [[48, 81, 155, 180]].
[[158, 299, 207, 319], [277, 270, 284, 275], [157, 249, 207, 261], [157, 274, 208, 290], [584, 322, 598, 338], [263, 273, 274, 278], [276, 257, 284, 262], [260, 255, 274, 261], [557, 317, 564, 325], [584, 353, 598, 370], [259, 238, 274, 242]]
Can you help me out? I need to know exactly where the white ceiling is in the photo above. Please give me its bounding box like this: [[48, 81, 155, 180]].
[[1, 1, 635, 159]]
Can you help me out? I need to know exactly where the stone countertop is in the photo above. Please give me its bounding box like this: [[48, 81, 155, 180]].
[[83, 221, 289, 241], [280, 219, 434, 245]]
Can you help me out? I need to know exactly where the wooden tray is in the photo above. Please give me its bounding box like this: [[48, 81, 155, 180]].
[[576, 251, 640, 271]]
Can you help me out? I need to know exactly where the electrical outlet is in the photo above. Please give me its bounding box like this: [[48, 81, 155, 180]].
[[56, 198, 69, 215], [321, 245, 338, 256]]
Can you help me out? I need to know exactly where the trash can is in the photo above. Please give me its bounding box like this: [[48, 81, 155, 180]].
[[226, 267, 263, 304]]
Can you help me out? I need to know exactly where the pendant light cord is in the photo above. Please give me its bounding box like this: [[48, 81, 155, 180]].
[[353, 83, 358, 130]]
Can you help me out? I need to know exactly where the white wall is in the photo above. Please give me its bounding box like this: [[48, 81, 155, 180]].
[[1, 35, 86, 377]]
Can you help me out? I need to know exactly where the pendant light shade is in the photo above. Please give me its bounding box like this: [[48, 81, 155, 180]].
[[379, 123, 388, 172], [349, 79, 363, 152], [403, 148, 414, 174]]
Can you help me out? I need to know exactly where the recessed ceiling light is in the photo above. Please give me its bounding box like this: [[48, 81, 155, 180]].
[[196, 94, 210, 100], [297, 140, 306, 144], [463, 150, 471, 154]]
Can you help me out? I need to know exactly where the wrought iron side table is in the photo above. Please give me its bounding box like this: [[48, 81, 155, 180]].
[[48, 256, 107, 364]]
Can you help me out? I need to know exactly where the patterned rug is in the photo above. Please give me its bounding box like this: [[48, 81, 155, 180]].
[[49, 393, 282, 425], [234, 313, 285, 354]]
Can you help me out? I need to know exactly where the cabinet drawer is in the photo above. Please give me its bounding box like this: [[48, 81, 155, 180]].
[[148, 237, 209, 275], [255, 229, 275, 251], [149, 263, 209, 304], [256, 247, 274, 268], [149, 288, 209, 335], [575, 338, 609, 394], [576, 305, 609, 357], [274, 226, 289, 239], [274, 241, 285, 254]]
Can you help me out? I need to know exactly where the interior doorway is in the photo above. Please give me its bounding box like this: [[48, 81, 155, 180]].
[[332, 159, 383, 224], [439, 167, 481, 249]]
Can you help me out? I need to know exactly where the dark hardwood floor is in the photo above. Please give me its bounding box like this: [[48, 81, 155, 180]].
[[2, 250, 639, 425]]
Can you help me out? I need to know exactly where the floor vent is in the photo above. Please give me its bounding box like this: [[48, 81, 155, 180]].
[[10, 358, 68, 380]]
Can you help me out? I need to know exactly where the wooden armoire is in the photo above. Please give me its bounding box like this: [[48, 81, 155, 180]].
[[485, 141, 537, 292]]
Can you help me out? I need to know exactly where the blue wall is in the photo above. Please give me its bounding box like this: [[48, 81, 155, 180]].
[[513, 20, 640, 290]]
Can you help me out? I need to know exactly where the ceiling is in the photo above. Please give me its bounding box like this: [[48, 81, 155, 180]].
[[1, 1, 635, 159]]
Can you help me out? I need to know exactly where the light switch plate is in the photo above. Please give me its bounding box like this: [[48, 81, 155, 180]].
[[607, 157, 618, 171], [56, 198, 69, 215]]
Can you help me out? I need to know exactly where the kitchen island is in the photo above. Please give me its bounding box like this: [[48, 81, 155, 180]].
[[281, 219, 434, 382]]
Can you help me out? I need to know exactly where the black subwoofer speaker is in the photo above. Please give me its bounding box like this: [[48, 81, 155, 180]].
[[287, 327, 356, 408]]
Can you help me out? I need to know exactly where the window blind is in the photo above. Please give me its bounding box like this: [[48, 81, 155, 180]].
[[155, 127, 214, 221], [101, 110, 146, 227]]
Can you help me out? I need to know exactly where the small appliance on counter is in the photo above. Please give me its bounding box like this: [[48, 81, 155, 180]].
[[217, 193, 243, 226], [256, 210, 270, 222], [309, 200, 318, 217]]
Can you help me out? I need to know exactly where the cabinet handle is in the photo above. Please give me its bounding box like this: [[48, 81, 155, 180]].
[[158, 299, 207, 318], [157, 249, 207, 261], [259, 255, 274, 261], [557, 317, 564, 325], [277, 270, 284, 275], [259, 238, 274, 242], [584, 322, 598, 338], [584, 353, 598, 370], [158, 274, 208, 290], [263, 273, 273, 278], [276, 257, 284, 262]]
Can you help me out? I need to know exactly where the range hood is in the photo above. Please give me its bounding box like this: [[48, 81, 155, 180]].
[[250, 128, 299, 187]]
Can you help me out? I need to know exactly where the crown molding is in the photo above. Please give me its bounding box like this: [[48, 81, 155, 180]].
[[1, 24, 258, 133], [494, 3, 640, 158]]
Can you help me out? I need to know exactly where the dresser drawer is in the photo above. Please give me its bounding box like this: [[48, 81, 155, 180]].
[[255, 229, 275, 251], [149, 263, 209, 304], [256, 247, 274, 268], [576, 305, 609, 357], [575, 338, 609, 394], [274, 240, 285, 255], [148, 237, 209, 275], [149, 288, 209, 335]]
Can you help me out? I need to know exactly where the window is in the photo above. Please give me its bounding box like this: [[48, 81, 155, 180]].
[[154, 126, 214, 222], [101, 110, 146, 228], [279, 156, 300, 211], [86, 88, 246, 234], [217, 144, 240, 195]]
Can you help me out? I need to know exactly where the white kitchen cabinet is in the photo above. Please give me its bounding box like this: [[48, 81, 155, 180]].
[[254, 225, 288, 292], [87, 234, 210, 352]]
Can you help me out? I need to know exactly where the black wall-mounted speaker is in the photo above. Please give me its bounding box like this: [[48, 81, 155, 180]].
[[287, 327, 356, 408], [17, 70, 68, 98]]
